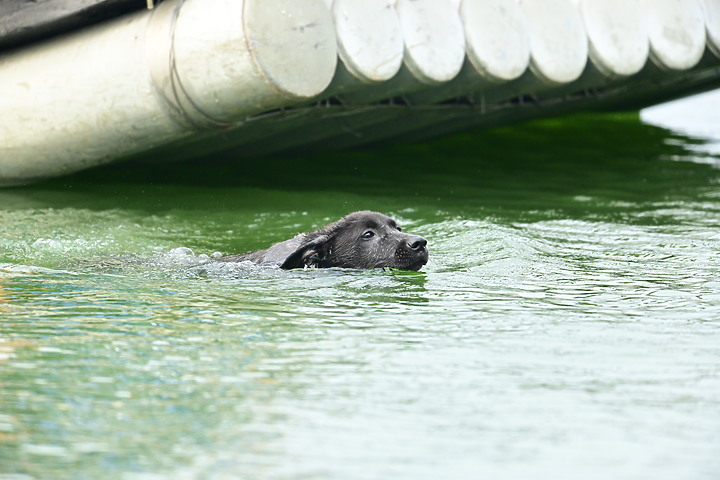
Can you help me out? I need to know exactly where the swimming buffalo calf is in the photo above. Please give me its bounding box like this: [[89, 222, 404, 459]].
[[218, 211, 429, 271]]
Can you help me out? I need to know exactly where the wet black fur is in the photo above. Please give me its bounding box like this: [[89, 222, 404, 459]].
[[217, 211, 428, 271]]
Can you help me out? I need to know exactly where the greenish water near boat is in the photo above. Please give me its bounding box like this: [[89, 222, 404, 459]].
[[1, 92, 720, 479]]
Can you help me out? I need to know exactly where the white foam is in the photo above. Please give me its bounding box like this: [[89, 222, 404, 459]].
[[0, 263, 78, 276]]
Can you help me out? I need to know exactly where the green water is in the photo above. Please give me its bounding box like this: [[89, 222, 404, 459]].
[[1, 98, 719, 479]]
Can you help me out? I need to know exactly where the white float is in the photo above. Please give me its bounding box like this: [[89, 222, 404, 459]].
[[520, 0, 588, 85], [579, 0, 649, 77], [0, 0, 337, 185], [463, 0, 531, 83], [701, 0, 720, 57], [0, 0, 718, 185], [396, 0, 465, 85], [338, 0, 465, 104], [327, 0, 403, 92], [642, 0, 706, 71], [408, 0, 530, 104]]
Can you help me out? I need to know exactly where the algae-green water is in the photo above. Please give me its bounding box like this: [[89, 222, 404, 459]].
[[1, 92, 720, 480]]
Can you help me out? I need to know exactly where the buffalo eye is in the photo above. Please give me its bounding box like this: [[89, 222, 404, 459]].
[[361, 230, 375, 239], [397, 226, 402, 232]]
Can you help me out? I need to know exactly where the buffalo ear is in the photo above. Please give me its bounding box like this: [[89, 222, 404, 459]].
[[280, 234, 330, 270]]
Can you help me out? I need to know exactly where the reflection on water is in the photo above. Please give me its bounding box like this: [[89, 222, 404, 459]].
[[1, 95, 720, 479]]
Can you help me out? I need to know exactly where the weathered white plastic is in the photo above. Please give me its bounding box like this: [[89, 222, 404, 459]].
[[406, 0, 530, 105], [642, 0, 706, 71], [170, 0, 337, 121], [520, 0, 588, 84], [332, 0, 404, 83], [701, 0, 720, 57], [462, 0, 530, 83], [395, 0, 465, 84], [337, 0, 465, 104], [579, 0, 649, 77], [0, 0, 337, 185], [0, 0, 718, 185]]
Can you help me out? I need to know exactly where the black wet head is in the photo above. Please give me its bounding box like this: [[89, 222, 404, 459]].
[[323, 211, 429, 270]]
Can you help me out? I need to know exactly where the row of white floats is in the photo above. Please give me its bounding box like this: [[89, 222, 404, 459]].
[[326, 0, 719, 108], [331, 0, 716, 91], [1, 0, 719, 184]]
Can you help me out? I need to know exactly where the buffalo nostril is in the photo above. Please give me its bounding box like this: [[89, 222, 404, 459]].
[[407, 236, 427, 252]]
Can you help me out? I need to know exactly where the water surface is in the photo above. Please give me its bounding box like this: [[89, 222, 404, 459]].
[[1, 92, 720, 480]]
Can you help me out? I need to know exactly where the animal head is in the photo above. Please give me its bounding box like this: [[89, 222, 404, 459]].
[[281, 211, 428, 271]]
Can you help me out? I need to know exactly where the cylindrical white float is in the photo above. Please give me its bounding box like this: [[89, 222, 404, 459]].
[[408, 0, 530, 104], [1, 0, 718, 185], [0, 0, 337, 185], [579, 0, 649, 77], [701, 0, 720, 57], [338, 0, 465, 104], [396, 0, 465, 85], [642, 0, 706, 71], [464, 0, 531, 83], [521, 0, 588, 85], [324, 0, 404, 97]]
